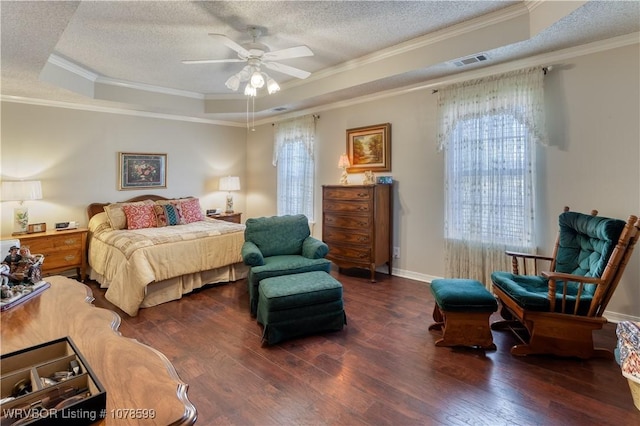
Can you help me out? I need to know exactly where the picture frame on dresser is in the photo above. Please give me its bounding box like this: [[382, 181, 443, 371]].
[[118, 152, 167, 190], [346, 123, 391, 172]]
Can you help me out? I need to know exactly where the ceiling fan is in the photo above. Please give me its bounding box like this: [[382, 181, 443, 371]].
[[182, 27, 314, 95]]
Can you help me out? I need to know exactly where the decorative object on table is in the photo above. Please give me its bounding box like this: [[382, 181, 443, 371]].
[[0, 337, 107, 424], [118, 152, 167, 190], [1, 180, 43, 235], [27, 222, 46, 233], [219, 176, 241, 213], [362, 170, 375, 185], [346, 123, 391, 172], [338, 154, 350, 185], [1, 280, 50, 311], [376, 176, 393, 184]]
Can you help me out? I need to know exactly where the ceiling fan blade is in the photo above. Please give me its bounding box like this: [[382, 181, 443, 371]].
[[263, 45, 314, 61], [208, 33, 250, 57], [182, 58, 245, 65], [264, 62, 311, 79]]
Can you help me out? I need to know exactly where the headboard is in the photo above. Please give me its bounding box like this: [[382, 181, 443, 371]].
[[87, 195, 171, 220]]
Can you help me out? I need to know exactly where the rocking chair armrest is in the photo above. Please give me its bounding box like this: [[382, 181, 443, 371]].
[[540, 271, 604, 285], [504, 251, 554, 261], [505, 251, 554, 275], [541, 271, 604, 314]]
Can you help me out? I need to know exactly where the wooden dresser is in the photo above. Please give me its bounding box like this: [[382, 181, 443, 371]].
[[17, 228, 88, 281], [322, 184, 392, 282]]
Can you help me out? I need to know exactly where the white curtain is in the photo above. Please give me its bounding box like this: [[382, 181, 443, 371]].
[[273, 115, 316, 220], [437, 67, 547, 288]]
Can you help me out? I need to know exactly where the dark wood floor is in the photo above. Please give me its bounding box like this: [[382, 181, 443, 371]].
[[86, 270, 640, 426]]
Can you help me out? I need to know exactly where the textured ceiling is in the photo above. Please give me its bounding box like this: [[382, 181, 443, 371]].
[[1, 1, 639, 125]]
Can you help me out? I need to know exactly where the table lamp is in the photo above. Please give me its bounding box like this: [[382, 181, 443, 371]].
[[1, 180, 43, 234], [338, 154, 350, 185], [219, 176, 240, 213]]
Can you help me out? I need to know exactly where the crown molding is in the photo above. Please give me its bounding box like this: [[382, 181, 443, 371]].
[[5, 32, 638, 128], [256, 32, 640, 127], [0, 95, 244, 127]]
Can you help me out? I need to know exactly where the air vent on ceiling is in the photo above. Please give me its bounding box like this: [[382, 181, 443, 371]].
[[451, 53, 489, 67]]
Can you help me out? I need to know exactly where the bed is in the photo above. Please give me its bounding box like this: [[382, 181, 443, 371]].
[[87, 195, 248, 316]]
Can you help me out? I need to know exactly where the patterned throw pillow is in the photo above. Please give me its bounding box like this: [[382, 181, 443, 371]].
[[164, 204, 182, 225], [154, 204, 167, 227], [104, 200, 154, 230], [178, 198, 204, 224], [154, 203, 182, 227], [122, 204, 157, 230]]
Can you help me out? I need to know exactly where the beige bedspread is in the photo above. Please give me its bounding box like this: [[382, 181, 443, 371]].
[[88, 212, 245, 315]]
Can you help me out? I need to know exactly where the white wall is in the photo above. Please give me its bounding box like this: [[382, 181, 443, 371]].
[[246, 43, 640, 320], [0, 104, 247, 233]]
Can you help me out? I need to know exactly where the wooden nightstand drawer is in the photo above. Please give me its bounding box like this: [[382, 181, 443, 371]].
[[17, 229, 88, 281], [41, 248, 82, 271], [208, 212, 242, 224], [22, 235, 83, 252]]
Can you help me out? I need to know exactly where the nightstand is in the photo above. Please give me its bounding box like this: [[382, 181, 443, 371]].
[[208, 212, 242, 224], [17, 228, 88, 281]]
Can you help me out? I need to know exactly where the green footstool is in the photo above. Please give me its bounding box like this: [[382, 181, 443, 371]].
[[428, 278, 498, 349], [257, 271, 347, 345]]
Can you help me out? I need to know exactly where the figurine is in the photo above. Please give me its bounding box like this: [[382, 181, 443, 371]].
[[363, 170, 375, 185]]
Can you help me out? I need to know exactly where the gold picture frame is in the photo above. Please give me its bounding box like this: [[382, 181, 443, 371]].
[[346, 123, 391, 172], [118, 152, 167, 190]]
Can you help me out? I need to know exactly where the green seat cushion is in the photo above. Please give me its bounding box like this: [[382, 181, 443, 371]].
[[491, 271, 593, 315], [430, 279, 497, 312], [259, 271, 343, 311]]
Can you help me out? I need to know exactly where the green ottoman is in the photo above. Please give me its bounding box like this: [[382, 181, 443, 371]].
[[257, 271, 346, 345], [428, 278, 498, 349]]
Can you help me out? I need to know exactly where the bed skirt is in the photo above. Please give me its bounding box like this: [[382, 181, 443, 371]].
[[90, 262, 248, 314]]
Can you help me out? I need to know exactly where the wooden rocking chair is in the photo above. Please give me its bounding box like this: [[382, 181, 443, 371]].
[[491, 207, 640, 359]]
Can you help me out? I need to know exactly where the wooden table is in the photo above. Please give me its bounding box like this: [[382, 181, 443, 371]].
[[0, 276, 196, 425]]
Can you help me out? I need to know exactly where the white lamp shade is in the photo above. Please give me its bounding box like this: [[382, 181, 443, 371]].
[[244, 83, 257, 97], [267, 77, 280, 94], [2, 180, 42, 201], [225, 74, 241, 91], [250, 71, 265, 88], [219, 176, 241, 192], [338, 154, 350, 169]]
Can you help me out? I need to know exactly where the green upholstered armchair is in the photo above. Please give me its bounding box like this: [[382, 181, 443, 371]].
[[491, 207, 639, 359], [242, 214, 331, 316]]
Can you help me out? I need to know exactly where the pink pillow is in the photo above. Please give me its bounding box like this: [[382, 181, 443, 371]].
[[178, 198, 204, 224], [123, 204, 157, 230]]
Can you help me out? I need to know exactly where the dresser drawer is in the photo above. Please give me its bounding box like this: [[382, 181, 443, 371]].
[[327, 244, 371, 263], [323, 227, 371, 245], [323, 187, 373, 201], [23, 235, 83, 253], [17, 229, 88, 280], [323, 214, 372, 230], [323, 199, 372, 214], [42, 249, 82, 271]]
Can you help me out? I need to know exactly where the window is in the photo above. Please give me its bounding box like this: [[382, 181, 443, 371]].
[[446, 112, 533, 247], [437, 67, 546, 285], [273, 115, 316, 220]]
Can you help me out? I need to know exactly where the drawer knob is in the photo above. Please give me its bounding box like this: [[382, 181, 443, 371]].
[[64, 255, 76, 261], [64, 239, 77, 245]]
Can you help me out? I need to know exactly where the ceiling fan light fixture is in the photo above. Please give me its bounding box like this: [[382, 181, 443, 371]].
[[250, 71, 265, 88], [267, 77, 280, 94], [225, 74, 241, 91], [244, 83, 257, 97]]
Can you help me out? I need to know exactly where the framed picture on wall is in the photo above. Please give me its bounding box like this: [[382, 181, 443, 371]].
[[346, 123, 391, 172], [118, 152, 167, 190]]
